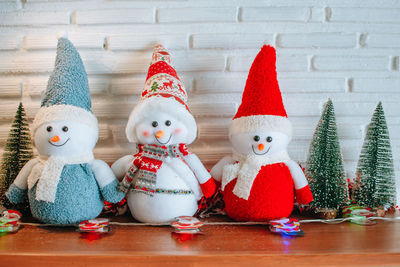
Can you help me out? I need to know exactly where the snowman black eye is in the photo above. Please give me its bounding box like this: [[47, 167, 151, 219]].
[[266, 136, 273, 142], [46, 126, 53, 132], [152, 121, 158, 127], [165, 120, 171, 126], [253, 135, 260, 142], [62, 126, 68, 132]]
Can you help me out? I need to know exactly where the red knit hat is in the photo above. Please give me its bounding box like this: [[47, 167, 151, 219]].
[[125, 44, 197, 144], [229, 45, 292, 138]]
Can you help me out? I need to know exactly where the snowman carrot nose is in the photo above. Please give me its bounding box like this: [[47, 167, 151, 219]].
[[155, 130, 164, 139], [258, 143, 264, 151], [50, 135, 60, 142]]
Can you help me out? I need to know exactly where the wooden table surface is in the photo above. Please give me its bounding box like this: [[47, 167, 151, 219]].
[[1, 215, 400, 267]]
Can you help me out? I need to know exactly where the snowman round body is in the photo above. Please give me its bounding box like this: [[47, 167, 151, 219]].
[[127, 157, 199, 223], [212, 129, 312, 221], [113, 111, 202, 223]]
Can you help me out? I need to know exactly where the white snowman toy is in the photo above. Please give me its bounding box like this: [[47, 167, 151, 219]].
[[112, 45, 216, 223], [6, 38, 124, 224]]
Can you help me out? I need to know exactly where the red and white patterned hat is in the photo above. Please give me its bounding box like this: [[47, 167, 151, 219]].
[[125, 45, 197, 144]]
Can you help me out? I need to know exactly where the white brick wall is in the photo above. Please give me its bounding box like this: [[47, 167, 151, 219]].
[[1, 0, 400, 203]]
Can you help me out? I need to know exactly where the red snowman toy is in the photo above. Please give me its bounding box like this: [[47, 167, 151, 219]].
[[211, 45, 313, 221]]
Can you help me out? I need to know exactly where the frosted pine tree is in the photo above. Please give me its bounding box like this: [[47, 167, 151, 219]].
[[0, 103, 33, 213], [354, 102, 396, 209], [305, 99, 348, 217]]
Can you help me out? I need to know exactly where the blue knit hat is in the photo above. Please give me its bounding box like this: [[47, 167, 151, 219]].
[[32, 38, 98, 135], [41, 38, 92, 111]]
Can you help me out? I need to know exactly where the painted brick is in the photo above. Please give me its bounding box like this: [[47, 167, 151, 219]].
[[191, 102, 237, 118], [334, 102, 400, 117], [80, 52, 115, 75], [240, 7, 309, 22], [94, 147, 135, 164], [190, 143, 232, 165], [197, 120, 230, 140], [75, 9, 154, 25], [0, 11, 70, 26], [229, 55, 308, 72], [313, 56, 389, 71], [98, 123, 111, 142], [92, 102, 135, 119], [110, 77, 151, 95], [0, 102, 25, 121], [23, 34, 59, 50], [0, 125, 10, 144], [0, 34, 22, 50], [366, 34, 400, 48], [108, 34, 187, 50], [195, 75, 246, 93], [0, 1, 21, 12], [310, 7, 325, 22], [68, 33, 105, 49], [330, 8, 400, 23], [110, 124, 128, 143], [353, 78, 400, 93], [192, 34, 273, 49], [158, 8, 236, 23], [0, 79, 22, 97], [277, 33, 356, 48], [23, 33, 105, 50], [280, 78, 345, 93], [0, 52, 55, 73]]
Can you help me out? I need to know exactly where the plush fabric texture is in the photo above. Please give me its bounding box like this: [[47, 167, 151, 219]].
[[119, 144, 190, 195], [32, 105, 98, 135], [119, 143, 216, 198], [221, 150, 291, 200], [222, 163, 295, 221], [295, 185, 314, 204], [229, 115, 292, 139], [101, 179, 126, 203], [27, 153, 94, 203], [41, 38, 91, 112], [32, 38, 97, 134], [125, 97, 197, 144], [6, 184, 27, 204], [125, 44, 197, 144], [27, 163, 112, 224], [8, 163, 124, 224], [230, 45, 291, 136]]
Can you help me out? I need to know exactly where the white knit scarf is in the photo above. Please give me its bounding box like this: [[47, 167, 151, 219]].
[[27, 153, 95, 203], [221, 150, 290, 200]]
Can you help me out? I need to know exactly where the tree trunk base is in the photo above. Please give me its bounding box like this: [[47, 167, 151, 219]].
[[315, 208, 338, 219], [373, 206, 386, 217]]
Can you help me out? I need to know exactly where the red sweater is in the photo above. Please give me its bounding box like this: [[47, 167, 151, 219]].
[[223, 162, 295, 221]]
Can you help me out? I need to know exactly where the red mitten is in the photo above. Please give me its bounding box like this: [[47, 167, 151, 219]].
[[200, 178, 217, 198], [295, 185, 313, 204]]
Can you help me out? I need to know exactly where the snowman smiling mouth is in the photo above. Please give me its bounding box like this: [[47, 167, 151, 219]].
[[155, 134, 172, 145], [48, 138, 70, 147], [252, 145, 271, 155]]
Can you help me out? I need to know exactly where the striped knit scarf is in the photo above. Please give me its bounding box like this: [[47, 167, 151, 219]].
[[119, 144, 189, 196]]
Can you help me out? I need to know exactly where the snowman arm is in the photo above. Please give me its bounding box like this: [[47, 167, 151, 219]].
[[111, 155, 134, 181], [210, 155, 235, 183], [6, 158, 39, 203], [183, 153, 216, 198], [285, 160, 313, 204], [90, 160, 125, 203]]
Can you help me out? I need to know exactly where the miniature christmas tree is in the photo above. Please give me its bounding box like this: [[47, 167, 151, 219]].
[[305, 99, 348, 218], [354, 102, 396, 210], [0, 103, 33, 212]]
